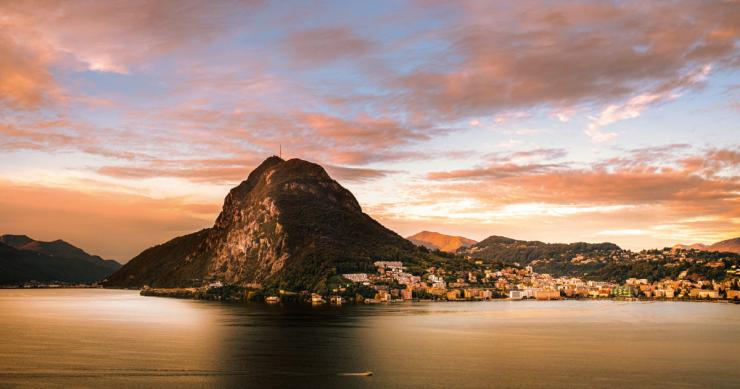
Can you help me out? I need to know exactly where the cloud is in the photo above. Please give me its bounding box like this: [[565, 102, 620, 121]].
[[584, 124, 618, 143], [429, 148, 568, 180], [374, 145, 738, 247], [489, 148, 568, 163], [422, 145, 739, 225], [681, 148, 740, 177], [140, 106, 436, 166], [427, 162, 562, 180], [324, 165, 395, 183], [596, 229, 648, 236], [0, 0, 736, 251], [0, 0, 261, 109], [585, 65, 712, 142], [0, 34, 57, 109], [2, 0, 258, 72], [96, 156, 396, 185], [283, 26, 373, 65], [0, 118, 154, 161], [394, 1, 739, 125], [96, 157, 263, 184]]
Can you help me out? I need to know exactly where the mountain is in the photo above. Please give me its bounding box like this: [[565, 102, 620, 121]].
[[408, 231, 477, 252], [462, 235, 621, 264], [673, 243, 708, 250], [710, 238, 740, 253], [0, 235, 121, 284], [674, 237, 740, 254], [106, 156, 426, 292]]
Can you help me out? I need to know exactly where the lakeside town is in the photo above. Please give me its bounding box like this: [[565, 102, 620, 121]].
[[136, 247, 740, 305]]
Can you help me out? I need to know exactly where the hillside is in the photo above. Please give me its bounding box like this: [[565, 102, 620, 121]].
[[460, 235, 622, 277], [463, 235, 621, 264], [0, 235, 121, 284], [408, 231, 477, 252], [106, 156, 429, 292]]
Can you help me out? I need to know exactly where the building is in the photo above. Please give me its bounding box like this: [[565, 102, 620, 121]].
[[509, 290, 526, 300], [342, 273, 369, 283], [374, 261, 403, 270], [611, 285, 632, 298], [664, 288, 675, 298], [479, 290, 493, 299], [311, 293, 325, 304], [376, 290, 391, 302], [535, 289, 560, 300], [689, 289, 719, 299], [207, 281, 224, 289], [401, 288, 413, 300], [574, 286, 589, 297], [428, 287, 447, 297], [446, 289, 461, 300]]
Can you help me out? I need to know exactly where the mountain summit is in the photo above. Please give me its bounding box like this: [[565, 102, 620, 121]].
[[106, 157, 420, 291], [407, 231, 477, 252]]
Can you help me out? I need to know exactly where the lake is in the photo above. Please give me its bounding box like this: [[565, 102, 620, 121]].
[[0, 289, 738, 388]]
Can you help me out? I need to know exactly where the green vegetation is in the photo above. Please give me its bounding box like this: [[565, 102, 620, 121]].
[[586, 255, 739, 283], [468, 235, 620, 265]]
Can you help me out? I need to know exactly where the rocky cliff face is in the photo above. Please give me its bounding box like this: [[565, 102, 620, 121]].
[[106, 156, 420, 291]]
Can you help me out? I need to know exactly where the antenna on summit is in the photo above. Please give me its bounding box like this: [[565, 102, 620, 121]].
[[279, 144, 282, 159]]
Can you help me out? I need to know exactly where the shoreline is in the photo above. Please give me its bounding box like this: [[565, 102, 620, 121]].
[[2, 286, 737, 305], [137, 287, 740, 305]]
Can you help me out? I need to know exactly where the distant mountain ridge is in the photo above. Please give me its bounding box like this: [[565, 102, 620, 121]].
[[462, 234, 621, 264], [673, 237, 740, 254], [407, 231, 477, 252], [106, 156, 429, 292], [0, 235, 121, 284]]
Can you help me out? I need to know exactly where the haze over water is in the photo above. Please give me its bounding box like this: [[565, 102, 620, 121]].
[[0, 289, 738, 388]]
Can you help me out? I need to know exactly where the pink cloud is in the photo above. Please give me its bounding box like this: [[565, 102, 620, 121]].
[[283, 26, 373, 65], [394, 1, 739, 123]]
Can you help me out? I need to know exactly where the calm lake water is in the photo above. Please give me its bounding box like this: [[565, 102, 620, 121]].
[[0, 289, 738, 389]]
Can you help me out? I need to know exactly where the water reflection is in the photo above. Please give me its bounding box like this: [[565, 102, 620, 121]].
[[1, 290, 739, 388]]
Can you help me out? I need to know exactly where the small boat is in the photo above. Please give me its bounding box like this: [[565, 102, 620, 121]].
[[337, 371, 373, 377], [265, 296, 280, 304]]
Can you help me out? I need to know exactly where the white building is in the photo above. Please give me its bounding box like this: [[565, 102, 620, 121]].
[[342, 273, 369, 283], [509, 290, 526, 300]]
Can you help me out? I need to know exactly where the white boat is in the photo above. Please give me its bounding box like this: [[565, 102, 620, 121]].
[[338, 371, 373, 377]]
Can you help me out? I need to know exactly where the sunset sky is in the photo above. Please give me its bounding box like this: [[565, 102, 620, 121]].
[[1, 0, 738, 261]]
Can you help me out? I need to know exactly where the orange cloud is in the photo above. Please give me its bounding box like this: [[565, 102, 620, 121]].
[[96, 157, 396, 185], [0, 119, 149, 161], [0, 34, 56, 109], [366, 145, 740, 249], [427, 146, 739, 207], [411, 146, 740, 246]]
